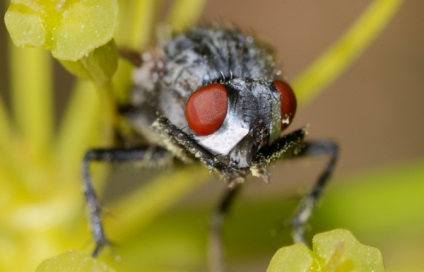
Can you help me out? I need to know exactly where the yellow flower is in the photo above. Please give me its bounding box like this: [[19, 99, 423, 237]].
[[267, 229, 384, 272]]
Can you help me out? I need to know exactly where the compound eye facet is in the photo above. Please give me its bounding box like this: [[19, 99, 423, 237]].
[[186, 83, 228, 136], [273, 80, 297, 130]]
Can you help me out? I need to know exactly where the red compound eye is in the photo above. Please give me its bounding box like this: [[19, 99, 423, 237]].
[[274, 80, 297, 130], [186, 83, 228, 136]]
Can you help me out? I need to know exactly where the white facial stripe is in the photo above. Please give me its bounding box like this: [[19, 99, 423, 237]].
[[194, 112, 249, 155]]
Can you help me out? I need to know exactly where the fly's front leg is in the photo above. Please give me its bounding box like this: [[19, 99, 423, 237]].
[[153, 116, 248, 184], [252, 128, 338, 243], [290, 140, 338, 243], [82, 146, 171, 256]]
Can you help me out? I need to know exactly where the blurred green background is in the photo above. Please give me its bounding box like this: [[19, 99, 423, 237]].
[[1, 0, 423, 272]]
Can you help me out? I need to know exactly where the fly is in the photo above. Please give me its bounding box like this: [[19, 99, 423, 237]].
[[82, 25, 338, 272]]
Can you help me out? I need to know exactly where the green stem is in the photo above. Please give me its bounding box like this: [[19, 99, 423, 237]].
[[0, 100, 26, 194], [293, 0, 404, 105], [117, 0, 158, 49], [0, 98, 15, 171], [54, 80, 101, 179], [113, 1, 163, 103], [166, 0, 207, 32], [9, 46, 53, 161], [96, 80, 116, 143], [54, 79, 115, 190]]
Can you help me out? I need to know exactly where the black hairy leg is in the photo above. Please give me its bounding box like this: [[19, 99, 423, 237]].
[[208, 128, 308, 272], [251, 131, 338, 243], [82, 146, 171, 256], [289, 140, 339, 243], [208, 129, 337, 272], [153, 116, 249, 185]]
